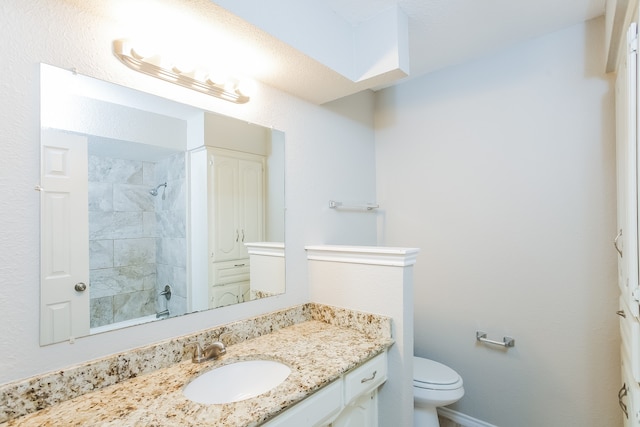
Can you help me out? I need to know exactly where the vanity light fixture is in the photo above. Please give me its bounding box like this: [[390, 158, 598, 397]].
[[112, 39, 252, 104]]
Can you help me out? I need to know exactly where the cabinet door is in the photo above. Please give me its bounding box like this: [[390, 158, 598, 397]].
[[616, 23, 640, 318], [262, 381, 343, 427], [210, 154, 264, 262], [238, 159, 264, 259], [211, 155, 240, 261], [332, 390, 378, 427], [209, 283, 241, 308], [622, 344, 640, 426]]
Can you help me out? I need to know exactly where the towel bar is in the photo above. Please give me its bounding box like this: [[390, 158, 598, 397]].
[[476, 331, 515, 348], [329, 200, 379, 210]]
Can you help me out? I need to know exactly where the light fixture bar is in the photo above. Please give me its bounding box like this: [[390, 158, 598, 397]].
[[112, 39, 250, 104]]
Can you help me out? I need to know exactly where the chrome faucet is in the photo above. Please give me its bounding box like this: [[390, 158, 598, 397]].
[[185, 340, 227, 363]]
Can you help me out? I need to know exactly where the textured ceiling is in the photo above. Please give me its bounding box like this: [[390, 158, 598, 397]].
[[66, 0, 607, 104]]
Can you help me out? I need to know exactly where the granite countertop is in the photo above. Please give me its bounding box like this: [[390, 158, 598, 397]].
[[2, 320, 392, 426]]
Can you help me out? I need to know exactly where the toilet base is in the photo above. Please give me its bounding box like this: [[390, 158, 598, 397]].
[[414, 403, 440, 427]]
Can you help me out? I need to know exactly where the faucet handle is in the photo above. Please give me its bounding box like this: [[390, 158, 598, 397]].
[[216, 331, 235, 345], [185, 342, 204, 363]]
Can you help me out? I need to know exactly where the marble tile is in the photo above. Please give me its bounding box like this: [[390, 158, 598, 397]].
[[90, 264, 156, 298], [89, 296, 113, 328], [89, 240, 113, 270], [112, 289, 156, 322], [87, 182, 112, 212], [155, 210, 186, 238], [156, 265, 186, 297], [156, 153, 185, 182], [156, 237, 186, 267], [113, 184, 155, 212], [171, 266, 187, 298], [142, 162, 155, 186], [89, 212, 144, 240], [88, 156, 143, 185], [113, 238, 156, 267], [142, 211, 156, 237]]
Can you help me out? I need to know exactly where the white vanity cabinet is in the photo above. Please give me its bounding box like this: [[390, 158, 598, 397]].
[[263, 352, 387, 427]]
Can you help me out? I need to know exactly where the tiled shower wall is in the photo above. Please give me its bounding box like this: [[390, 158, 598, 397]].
[[88, 151, 186, 328], [154, 153, 187, 318]]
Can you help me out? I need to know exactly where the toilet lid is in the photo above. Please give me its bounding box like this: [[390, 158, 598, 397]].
[[413, 356, 463, 390]]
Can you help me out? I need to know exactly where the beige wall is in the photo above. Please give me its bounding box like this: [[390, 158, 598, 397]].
[[375, 17, 619, 426]]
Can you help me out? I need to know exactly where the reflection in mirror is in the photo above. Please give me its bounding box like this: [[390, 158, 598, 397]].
[[39, 64, 285, 345]]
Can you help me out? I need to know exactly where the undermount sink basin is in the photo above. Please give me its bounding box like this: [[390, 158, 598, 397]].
[[183, 360, 291, 404]]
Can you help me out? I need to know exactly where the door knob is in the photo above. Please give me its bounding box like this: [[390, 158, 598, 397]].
[[74, 282, 87, 292]]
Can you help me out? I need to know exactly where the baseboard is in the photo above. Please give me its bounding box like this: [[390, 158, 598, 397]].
[[437, 407, 498, 427]]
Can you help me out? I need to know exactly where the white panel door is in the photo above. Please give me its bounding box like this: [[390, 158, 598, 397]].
[[40, 129, 89, 345]]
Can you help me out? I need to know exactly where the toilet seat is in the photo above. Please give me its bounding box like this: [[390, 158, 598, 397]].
[[413, 356, 463, 391]]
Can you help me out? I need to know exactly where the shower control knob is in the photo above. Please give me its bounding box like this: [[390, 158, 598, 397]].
[[74, 282, 87, 292]]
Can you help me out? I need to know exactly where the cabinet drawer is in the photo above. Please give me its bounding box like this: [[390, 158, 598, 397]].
[[343, 352, 387, 405], [211, 259, 250, 286]]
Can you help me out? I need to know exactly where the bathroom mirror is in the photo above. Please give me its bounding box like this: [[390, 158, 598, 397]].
[[39, 64, 285, 345]]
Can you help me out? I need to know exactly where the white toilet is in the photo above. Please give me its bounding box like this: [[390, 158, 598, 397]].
[[413, 356, 465, 427]]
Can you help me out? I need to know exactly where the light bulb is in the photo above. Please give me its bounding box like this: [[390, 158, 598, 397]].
[[172, 57, 195, 75], [206, 71, 229, 86], [236, 79, 257, 97], [130, 41, 156, 60], [191, 68, 208, 83]]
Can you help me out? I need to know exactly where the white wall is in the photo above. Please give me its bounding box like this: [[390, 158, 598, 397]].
[[375, 18, 619, 426], [0, 0, 377, 384]]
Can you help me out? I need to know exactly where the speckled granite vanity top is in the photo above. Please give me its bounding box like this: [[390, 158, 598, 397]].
[[1, 304, 392, 426]]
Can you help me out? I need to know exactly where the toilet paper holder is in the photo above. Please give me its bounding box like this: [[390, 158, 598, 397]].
[[476, 331, 515, 348]]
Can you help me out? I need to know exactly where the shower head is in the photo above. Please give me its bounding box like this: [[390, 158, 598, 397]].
[[150, 182, 167, 197]]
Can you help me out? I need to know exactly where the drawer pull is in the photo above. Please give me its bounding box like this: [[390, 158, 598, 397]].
[[361, 370, 377, 383], [617, 310, 627, 318], [619, 383, 629, 419], [615, 229, 623, 257]]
